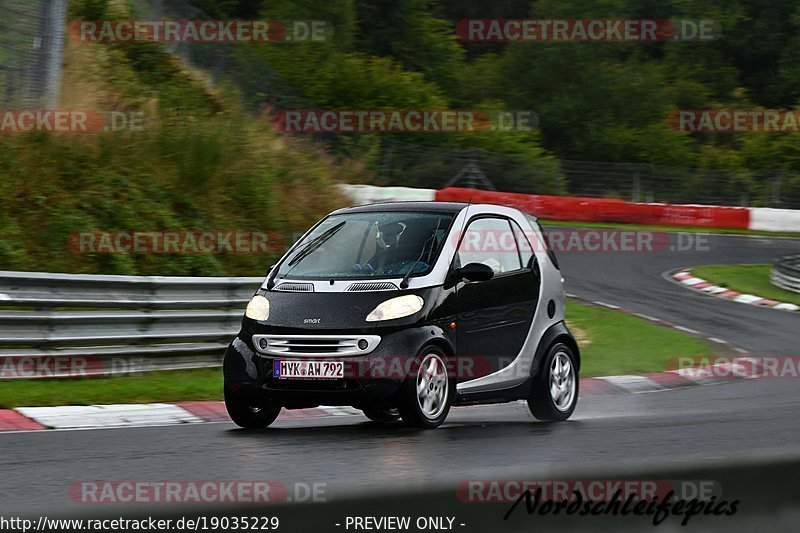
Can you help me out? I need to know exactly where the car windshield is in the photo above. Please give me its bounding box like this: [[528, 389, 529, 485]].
[[274, 211, 456, 280]]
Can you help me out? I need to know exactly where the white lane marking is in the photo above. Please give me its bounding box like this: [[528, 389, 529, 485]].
[[0, 293, 10, 301], [673, 325, 699, 335], [597, 375, 666, 393], [595, 301, 620, 309], [16, 404, 203, 429]]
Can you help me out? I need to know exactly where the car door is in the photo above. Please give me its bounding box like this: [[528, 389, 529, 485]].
[[454, 216, 539, 380]]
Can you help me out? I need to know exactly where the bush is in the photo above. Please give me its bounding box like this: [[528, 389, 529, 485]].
[[69, 0, 109, 20]]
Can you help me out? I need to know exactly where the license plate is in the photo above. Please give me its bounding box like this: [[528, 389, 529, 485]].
[[273, 360, 344, 379]]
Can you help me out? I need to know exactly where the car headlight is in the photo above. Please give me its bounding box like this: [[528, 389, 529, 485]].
[[366, 295, 424, 322], [245, 295, 270, 321]]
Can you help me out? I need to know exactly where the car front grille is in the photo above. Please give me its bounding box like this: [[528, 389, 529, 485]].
[[252, 334, 381, 357], [273, 283, 314, 292], [345, 282, 398, 292]]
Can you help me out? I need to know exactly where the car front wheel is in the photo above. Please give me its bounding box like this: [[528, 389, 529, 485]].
[[398, 347, 454, 429], [527, 342, 579, 421]]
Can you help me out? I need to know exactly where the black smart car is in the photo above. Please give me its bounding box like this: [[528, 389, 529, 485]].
[[223, 202, 579, 429]]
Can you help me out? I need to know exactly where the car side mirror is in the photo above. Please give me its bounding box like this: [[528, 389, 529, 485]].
[[457, 262, 494, 282]]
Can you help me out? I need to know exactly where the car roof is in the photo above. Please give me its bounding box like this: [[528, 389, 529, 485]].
[[330, 200, 538, 222], [331, 201, 469, 215]]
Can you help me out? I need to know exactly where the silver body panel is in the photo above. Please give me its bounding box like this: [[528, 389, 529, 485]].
[[252, 334, 381, 357]]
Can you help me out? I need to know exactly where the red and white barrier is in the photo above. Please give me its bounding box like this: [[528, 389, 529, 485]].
[[748, 208, 800, 232], [436, 187, 752, 229], [338, 184, 435, 204], [339, 184, 799, 232]]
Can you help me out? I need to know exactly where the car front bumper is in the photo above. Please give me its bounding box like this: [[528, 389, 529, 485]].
[[223, 325, 450, 409]]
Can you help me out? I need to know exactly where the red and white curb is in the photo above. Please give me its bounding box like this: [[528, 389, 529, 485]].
[[0, 362, 766, 433], [566, 293, 750, 355], [669, 269, 799, 312], [0, 403, 364, 432]]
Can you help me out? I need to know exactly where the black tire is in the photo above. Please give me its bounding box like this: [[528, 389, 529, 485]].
[[397, 346, 454, 429], [527, 342, 579, 421], [362, 407, 401, 422], [224, 387, 281, 429]]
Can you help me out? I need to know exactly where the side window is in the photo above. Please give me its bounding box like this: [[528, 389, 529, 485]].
[[510, 219, 535, 269], [457, 217, 522, 274], [524, 213, 560, 270]]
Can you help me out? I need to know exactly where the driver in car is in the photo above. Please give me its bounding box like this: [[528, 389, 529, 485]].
[[355, 221, 434, 276]]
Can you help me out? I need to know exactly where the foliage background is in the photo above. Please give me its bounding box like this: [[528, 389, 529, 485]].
[[3, 0, 800, 275]]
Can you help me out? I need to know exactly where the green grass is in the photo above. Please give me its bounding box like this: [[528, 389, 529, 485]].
[[0, 368, 223, 409], [541, 219, 800, 238], [691, 264, 800, 306], [0, 301, 715, 407], [567, 300, 715, 377]]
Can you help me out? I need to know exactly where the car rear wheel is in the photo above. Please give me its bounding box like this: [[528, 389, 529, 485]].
[[527, 342, 579, 421], [362, 407, 401, 422], [224, 387, 281, 429], [398, 347, 453, 429]]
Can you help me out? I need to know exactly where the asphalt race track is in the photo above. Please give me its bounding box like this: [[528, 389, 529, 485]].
[[558, 230, 800, 355], [1, 230, 799, 529]]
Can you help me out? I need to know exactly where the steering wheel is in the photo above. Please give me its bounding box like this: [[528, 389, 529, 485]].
[[352, 262, 375, 272], [405, 260, 429, 273]]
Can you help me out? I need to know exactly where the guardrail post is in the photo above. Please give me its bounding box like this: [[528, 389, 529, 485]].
[[772, 172, 782, 207]]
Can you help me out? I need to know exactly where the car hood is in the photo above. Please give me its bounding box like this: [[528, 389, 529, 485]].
[[248, 287, 439, 332]]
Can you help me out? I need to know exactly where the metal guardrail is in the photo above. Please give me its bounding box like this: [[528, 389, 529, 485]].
[[771, 255, 800, 294], [0, 271, 263, 378]]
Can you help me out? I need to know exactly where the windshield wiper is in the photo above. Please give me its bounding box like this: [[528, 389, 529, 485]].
[[266, 221, 345, 288], [287, 221, 346, 267]]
